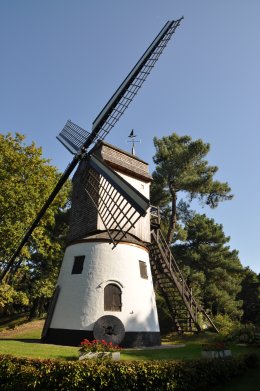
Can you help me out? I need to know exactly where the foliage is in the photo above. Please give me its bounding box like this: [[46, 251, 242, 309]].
[[0, 133, 70, 315], [0, 353, 257, 391], [213, 314, 241, 336], [155, 293, 174, 335], [238, 268, 260, 325], [174, 214, 243, 320], [0, 283, 29, 310], [225, 323, 260, 345], [150, 132, 249, 328], [151, 133, 233, 244], [79, 339, 121, 353]]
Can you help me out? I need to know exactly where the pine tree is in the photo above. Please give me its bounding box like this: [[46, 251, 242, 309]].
[[151, 133, 233, 244], [238, 267, 260, 324]]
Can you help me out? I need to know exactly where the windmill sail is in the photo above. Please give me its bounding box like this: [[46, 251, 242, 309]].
[[56, 120, 91, 155], [90, 19, 183, 146], [56, 19, 184, 154], [0, 18, 183, 282], [83, 155, 150, 246]]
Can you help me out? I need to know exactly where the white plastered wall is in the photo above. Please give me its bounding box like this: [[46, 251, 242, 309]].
[[50, 241, 159, 332]]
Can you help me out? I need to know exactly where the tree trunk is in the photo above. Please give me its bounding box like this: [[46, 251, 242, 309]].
[[166, 189, 177, 244], [29, 299, 39, 320], [29, 297, 46, 320]]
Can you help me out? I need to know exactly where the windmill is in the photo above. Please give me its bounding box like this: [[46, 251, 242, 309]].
[[1, 18, 218, 347]]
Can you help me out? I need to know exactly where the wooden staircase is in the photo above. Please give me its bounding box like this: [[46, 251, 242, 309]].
[[149, 207, 218, 333]]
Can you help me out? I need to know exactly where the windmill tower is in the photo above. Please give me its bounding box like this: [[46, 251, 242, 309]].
[[0, 19, 218, 346], [43, 141, 160, 347]]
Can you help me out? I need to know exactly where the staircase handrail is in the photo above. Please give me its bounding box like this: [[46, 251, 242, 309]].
[[157, 230, 200, 307], [151, 229, 219, 333], [151, 230, 200, 328]]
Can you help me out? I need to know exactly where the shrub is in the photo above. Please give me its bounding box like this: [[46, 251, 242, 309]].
[[213, 314, 240, 336], [0, 353, 257, 391], [225, 323, 260, 344]]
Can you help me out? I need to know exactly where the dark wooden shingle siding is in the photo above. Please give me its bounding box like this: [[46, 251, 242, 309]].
[[67, 159, 99, 242], [95, 143, 151, 182]]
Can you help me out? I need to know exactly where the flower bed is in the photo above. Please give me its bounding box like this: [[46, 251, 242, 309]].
[[79, 339, 121, 361], [202, 342, 231, 359]]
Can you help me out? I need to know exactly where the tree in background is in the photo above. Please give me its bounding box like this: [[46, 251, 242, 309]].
[[0, 133, 70, 315], [151, 133, 246, 327], [173, 214, 243, 320], [238, 268, 260, 325], [151, 133, 233, 244]]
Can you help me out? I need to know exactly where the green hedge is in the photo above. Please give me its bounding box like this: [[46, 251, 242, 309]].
[[0, 354, 257, 391]]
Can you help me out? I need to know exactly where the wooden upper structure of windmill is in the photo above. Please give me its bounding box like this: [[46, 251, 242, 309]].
[[68, 141, 152, 245]]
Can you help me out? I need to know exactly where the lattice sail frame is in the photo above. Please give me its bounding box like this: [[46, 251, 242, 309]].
[[56, 19, 183, 155], [82, 155, 150, 247], [90, 19, 183, 146], [57, 120, 91, 155]]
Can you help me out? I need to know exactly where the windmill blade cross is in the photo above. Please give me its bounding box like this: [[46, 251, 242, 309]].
[[0, 18, 183, 283]]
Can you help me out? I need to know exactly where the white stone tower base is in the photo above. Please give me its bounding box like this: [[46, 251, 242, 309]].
[[43, 240, 160, 347]]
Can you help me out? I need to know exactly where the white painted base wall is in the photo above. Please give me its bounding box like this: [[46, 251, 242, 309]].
[[50, 241, 160, 333]]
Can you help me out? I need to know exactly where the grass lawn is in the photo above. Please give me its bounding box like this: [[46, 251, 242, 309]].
[[0, 320, 79, 360], [0, 339, 79, 360], [0, 319, 259, 363]]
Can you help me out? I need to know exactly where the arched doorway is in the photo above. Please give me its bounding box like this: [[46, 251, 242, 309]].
[[104, 284, 122, 311]]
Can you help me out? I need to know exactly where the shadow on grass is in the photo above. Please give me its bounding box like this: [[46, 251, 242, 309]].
[[0, 338, 41, 343], [0, 313, 29, 327], [63, 356, 78, 361]]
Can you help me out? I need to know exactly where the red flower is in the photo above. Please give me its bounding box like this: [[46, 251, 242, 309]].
[[79, 338, 122, 353]]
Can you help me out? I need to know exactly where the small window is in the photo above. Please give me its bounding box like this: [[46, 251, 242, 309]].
[[104, 284, 122, 311], [139, 261, 148, 279], [71, 256, 85, 274]]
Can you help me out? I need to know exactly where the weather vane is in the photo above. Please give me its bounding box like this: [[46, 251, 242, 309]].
[[127, 129, 140, 155]]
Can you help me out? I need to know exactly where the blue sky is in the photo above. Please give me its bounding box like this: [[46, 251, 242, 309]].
[[1, 1, 259, 273]]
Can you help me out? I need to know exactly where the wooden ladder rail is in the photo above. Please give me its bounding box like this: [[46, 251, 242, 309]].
[[150, 230, 201, 331]]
